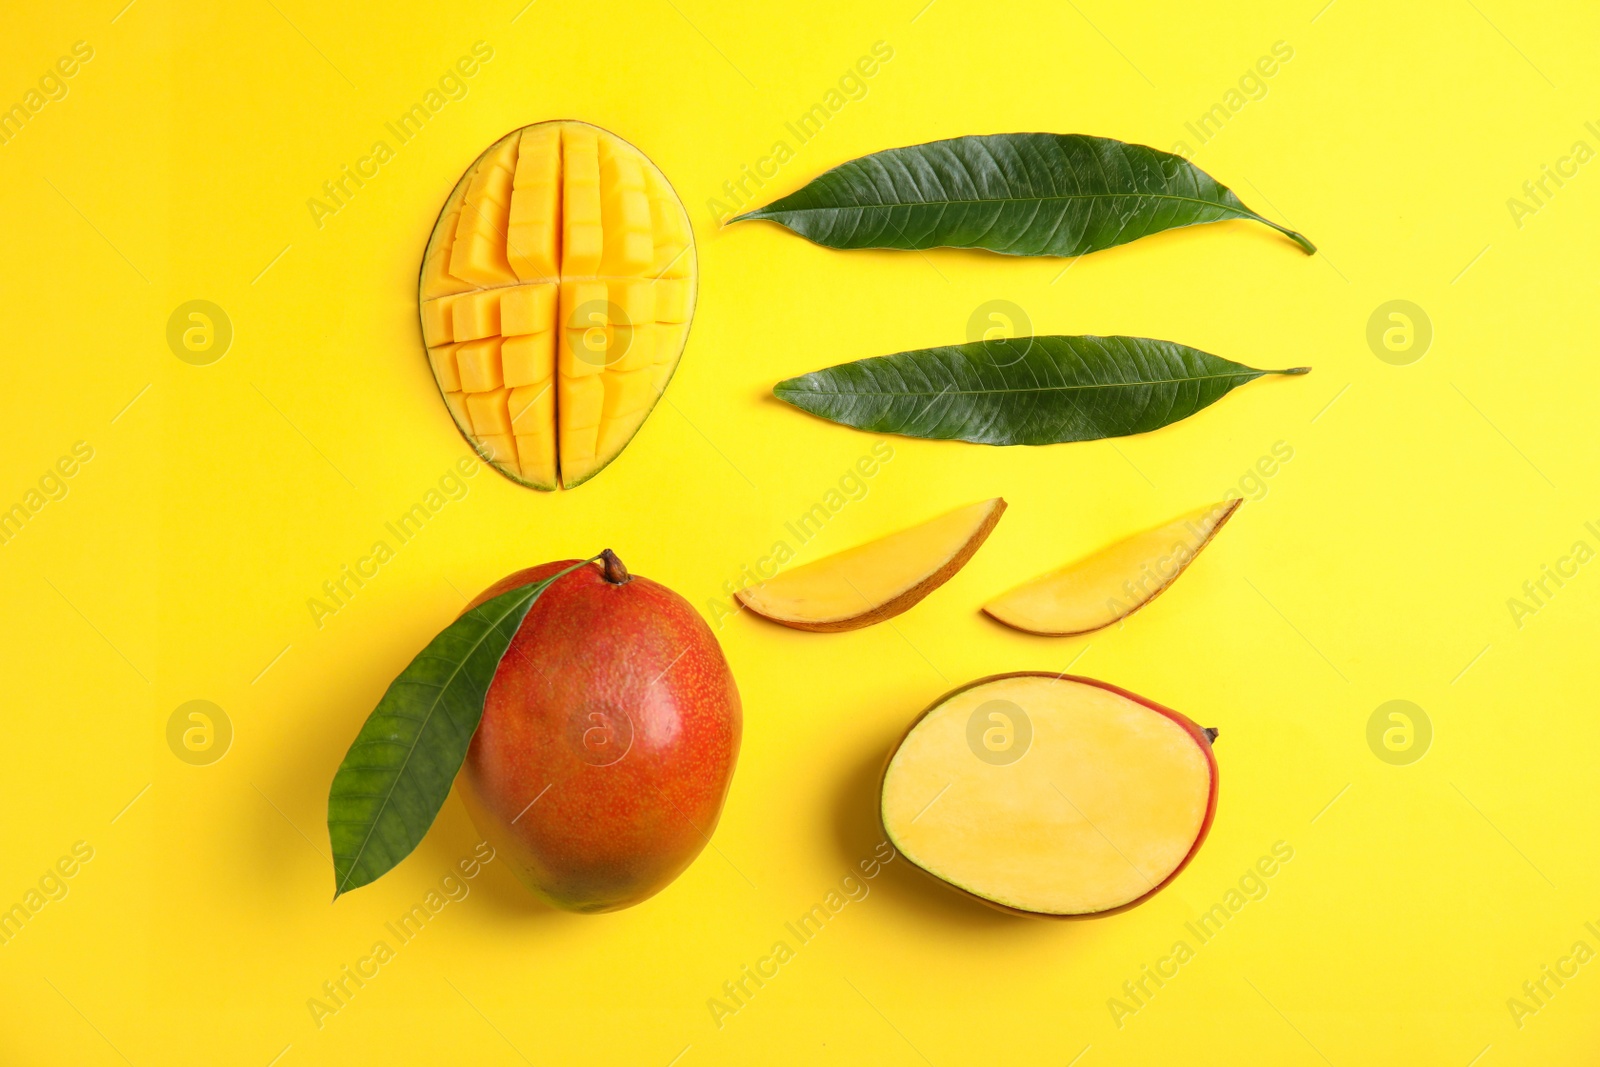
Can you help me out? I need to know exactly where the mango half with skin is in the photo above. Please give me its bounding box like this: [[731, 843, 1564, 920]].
[[419, 121, 696, 489], [881, 672, 1217, 917]]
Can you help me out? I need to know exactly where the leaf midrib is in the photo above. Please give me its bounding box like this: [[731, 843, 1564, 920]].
[[760, 192, 1245, 214], [334, 585, 534, 893], [781, 371, 1258, 397]]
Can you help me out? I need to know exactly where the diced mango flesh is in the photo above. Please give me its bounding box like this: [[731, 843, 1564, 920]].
[[419, 121, 695, 490]]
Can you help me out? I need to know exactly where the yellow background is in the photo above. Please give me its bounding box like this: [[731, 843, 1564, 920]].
[[2, 0, 1596, 1062]]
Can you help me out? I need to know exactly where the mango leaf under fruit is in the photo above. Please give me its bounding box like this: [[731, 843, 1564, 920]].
[[327, 560, 591, 898], [772, 336, 1308, 445], [730, 133, 1314, 257]]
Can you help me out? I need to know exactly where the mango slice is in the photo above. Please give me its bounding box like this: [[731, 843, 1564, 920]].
[[983, 499, 1240, 636], [419, 121, 695, 490], [735, 498, 1005, 631], [881, 673, 1217, 916]]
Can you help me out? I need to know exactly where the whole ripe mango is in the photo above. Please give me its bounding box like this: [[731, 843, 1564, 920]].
[[457, 553, 740, 912]]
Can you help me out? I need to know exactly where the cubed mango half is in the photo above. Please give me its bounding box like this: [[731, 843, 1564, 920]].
[[418, 121, 696, 490]]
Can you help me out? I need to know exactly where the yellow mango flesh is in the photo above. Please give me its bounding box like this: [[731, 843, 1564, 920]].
[[881, 674, 1213, 916], [983, 499, 1240, 636], [735, 498, 1005, 631], [419, 121, 695, 489]]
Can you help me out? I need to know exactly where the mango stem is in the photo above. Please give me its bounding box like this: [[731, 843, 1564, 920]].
[[599, 549, 632, 585]]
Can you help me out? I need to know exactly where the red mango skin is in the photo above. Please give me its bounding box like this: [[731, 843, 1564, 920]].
[[457, 558, 741, 913]]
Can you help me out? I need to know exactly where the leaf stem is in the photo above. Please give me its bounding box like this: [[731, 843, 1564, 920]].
[[1259, 218, 1317, 255]]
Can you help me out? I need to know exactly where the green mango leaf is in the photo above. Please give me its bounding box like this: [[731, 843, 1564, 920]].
[[327, 558, 594, 898], [730, 133, 1314, 257], [772, 336, 1308, 445]]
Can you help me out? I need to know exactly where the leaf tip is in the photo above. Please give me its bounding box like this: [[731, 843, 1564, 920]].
[[1278, 366, 1312, 376]]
